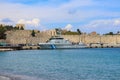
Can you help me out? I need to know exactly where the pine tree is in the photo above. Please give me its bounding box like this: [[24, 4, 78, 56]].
[[31, 30, 36, 37], [77, 29, 82, 35]]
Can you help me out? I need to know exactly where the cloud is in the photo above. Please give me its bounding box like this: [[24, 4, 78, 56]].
[[80, 19, 120, 34], [17, 18, 47, 30], [17, 18, 40, 27], [32, 18, 40, 26], [114, 19, 120, 26], [0, 0, 120, 24], [0, 0, 120, 33], [0, 0, 103, 23], [0, 0, 70, 6], [64, 24, 73, 31], [17, 19, 25, 24]]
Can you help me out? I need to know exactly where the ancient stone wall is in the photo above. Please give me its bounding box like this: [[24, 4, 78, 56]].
[[5, 30, 51, 44], [5, 30, 120, 45]]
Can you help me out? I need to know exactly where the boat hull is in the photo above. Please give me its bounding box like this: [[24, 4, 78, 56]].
[[39, 43, 87, 49]]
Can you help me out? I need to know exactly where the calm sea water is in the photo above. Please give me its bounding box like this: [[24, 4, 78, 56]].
[[0, 48, 120, 80]]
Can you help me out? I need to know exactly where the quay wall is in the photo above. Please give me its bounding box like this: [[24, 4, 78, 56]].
[[4, 30, 120, 46]]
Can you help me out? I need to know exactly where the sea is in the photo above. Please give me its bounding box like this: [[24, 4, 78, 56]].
[[0, 48, 120, 80]]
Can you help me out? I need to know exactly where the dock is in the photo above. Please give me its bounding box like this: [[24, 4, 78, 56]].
[[89, 43, 120, 48], [0, 43, 120, 51]]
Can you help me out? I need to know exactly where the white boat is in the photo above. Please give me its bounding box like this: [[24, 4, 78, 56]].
[[38, 36, 87, 49]]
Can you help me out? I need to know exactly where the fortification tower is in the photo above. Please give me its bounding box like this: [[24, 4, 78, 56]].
[[16, 24, 25, 29]]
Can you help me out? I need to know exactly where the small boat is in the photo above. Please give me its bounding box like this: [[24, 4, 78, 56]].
[[38, 36, 87, 49]]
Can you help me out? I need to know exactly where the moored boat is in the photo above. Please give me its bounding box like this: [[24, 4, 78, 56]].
[[38, 36, 87, 49]]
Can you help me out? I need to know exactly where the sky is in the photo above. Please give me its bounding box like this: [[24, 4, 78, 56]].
[[0, 0, 120, 34]]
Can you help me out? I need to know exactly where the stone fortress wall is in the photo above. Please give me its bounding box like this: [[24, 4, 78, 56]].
[[62, 35, 120, 47], [5, 30, 120, 47]]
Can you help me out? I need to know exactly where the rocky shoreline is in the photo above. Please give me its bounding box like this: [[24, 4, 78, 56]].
[[0, 76, 11, 80]]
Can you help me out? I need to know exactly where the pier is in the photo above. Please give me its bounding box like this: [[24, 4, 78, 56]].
[[22, 45, 40, 50], [1, 43, 120, 51], [89, 43, 120, 48]]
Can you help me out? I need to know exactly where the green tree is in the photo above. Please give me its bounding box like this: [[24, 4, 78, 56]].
[[117, 31, 120, 34], [31, 30, 36, 37], [4, 25, 14, 31], [104, 32, 114, 35], [14, 26, 19, 30], [63, 31, 79, 35], [0, 24, 3, 27], [77, 29, 82, 35], [20, 26, 24, 30], [77, 29, 82, 43], [109, 32, 114, 35], [0, 26, 7, 39]]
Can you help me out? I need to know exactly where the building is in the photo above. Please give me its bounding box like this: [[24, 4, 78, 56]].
[[16, 24, 25, 29], [89, 31, 98, 35], [41, 29, 57, 36]]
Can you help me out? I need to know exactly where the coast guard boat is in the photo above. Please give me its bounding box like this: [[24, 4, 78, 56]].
[[38, 36, 87, 49]]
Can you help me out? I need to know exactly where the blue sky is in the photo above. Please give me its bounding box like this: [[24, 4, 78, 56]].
[[0, 0, 120, 34]]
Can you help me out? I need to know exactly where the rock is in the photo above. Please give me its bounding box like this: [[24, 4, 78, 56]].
[[0, 76, 11, 80]]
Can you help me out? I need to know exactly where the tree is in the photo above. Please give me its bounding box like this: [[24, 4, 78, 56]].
[[0, 24, 3, 27], [14, 26, 19, 30], [77, 29, 82, 43], [4, 25, 14, 31], [62, 31, 79, 35], [117, 31, 120, 34], [31, 30, 36, 37], [104, 32, 114, 35], [0, 26, 7, 39], [109, 32, 114, 35], [20, 26, 24, 30], [77, 29, 82, 35]]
